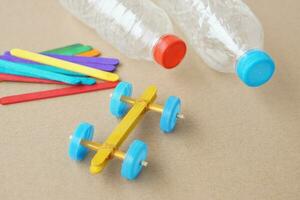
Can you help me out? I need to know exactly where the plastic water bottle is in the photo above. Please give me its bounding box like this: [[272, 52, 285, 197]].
[[156, 0, 275, 87], [59, 0, 187, 69]]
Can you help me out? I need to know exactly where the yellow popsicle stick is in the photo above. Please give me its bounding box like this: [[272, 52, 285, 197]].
[[90, 161, 108, 175], [78, 49, 101, 57], [10, 49, 119, 82], [90, 86, 157, 174], [80, 140, 125, 160], [104, 86, 157, 148]]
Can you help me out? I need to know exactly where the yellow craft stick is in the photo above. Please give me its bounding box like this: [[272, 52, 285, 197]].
[[90, 86, 157, 174], [78, 49, 101, 57], [10, 49, 119, 82]]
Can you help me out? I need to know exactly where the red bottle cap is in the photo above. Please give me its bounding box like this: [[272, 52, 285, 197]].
[[153, 34, 187, 69]]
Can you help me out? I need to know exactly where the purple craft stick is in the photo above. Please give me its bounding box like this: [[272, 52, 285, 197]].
[[2, 52, 117, 72], [3, 52, 36, 65], [44, 53, 120, 66]]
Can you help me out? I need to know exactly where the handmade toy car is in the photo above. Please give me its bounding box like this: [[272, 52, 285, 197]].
[[69, 82, 183, 180]]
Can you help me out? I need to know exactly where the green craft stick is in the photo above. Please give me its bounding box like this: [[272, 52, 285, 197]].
[[41, 43, 82, 54], [42, 44, 93, 55]]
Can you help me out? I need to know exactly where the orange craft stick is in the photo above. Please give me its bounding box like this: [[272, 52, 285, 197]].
[[78, 49, 101, 57]]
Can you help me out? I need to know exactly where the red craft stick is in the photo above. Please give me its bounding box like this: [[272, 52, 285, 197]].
[[0, 73, 66, 85], [0, 81, 119, 105]]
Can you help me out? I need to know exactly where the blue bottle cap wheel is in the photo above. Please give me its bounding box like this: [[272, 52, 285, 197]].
[[121, 140, 148, 180], [160, 96, 181, 133], [110, 82, 133, 118], [69, 122, 94, 161], [236, 49, 275, 87]]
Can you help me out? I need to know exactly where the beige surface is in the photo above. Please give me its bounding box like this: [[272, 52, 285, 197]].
[[0, 0, 299, 200]]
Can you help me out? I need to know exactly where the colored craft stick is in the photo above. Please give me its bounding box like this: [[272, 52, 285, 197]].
[[0, 58, 96, 85], [11, 49, 119, 82], [42, 43, 82, 53], [44, 53, 119, 65], [0, 69, 95, 85], [3, 52, 116, 72], [40, 54, 117, 71], [42, 44, 93, 55], [74, 76, 96, 85], [0, 73, 66, 84], [0, 81, 119, 105], [78, 49, 101, 57], [1, 54, 86, 77], [0, 59, 82, 85]]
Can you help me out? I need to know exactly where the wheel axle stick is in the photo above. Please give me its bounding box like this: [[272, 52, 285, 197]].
[[73, 137, 148, 167], [120, 96, 184, 119]]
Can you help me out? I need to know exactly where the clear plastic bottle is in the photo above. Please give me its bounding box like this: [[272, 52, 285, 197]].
[[59, 0, 187, 69], [156, 0, 275, 87]]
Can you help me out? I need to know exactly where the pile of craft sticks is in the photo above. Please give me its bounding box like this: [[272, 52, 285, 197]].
[[0, 44, 120, 105]]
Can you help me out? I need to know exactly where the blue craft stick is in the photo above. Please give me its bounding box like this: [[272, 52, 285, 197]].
[[0, 59, 82, 85], [0, 68, 95, 85], [76, 76, 97, 85], [1, 54, 87, 77]]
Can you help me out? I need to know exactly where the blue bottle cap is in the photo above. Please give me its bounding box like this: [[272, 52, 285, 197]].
[[236, 50, 275, 87]]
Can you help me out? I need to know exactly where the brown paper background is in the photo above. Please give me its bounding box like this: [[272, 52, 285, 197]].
[[0, 0, 299, 199]]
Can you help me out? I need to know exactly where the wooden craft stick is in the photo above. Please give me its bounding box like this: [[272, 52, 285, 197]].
[[42, 44, 93, 55], [78, 49, 101, 57], [0, 81, 119, 105], [11, 49, 119, 82], [0, 59, 81, 85], [3, 52, 116, 72], [0, 73, 66, 84]]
